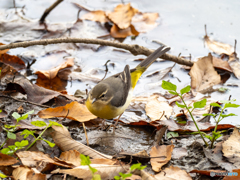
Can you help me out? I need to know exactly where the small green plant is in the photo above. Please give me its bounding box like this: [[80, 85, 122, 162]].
[[203, 100, 239, 148], [161, 80, 240, 148], [80, 154, 101, 180], [22, 120, 62, 151], [114, 163, 147, 180], [0, 110, 34, 151], [1, 140, 29, 155]]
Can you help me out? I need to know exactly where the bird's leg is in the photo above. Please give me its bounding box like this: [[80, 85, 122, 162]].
[[112, 113, 123, 133]]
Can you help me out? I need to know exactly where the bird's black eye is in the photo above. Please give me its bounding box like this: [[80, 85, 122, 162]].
[[100, 94, 105, 98]]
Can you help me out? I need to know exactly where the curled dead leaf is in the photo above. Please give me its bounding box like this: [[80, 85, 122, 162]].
[[222, 128, 240, 168], [0, 153, 19, 166], [190, 53, 221, 93], [81, 10, 108, 23], [107, 3, 137, 29], [12, 166, 46, 180], [150, 145, 174, 172], [51, 125, 112, 159], [204, 35, 234, 55], [38, 101, 96, 122], [110, 24, 139, 38]]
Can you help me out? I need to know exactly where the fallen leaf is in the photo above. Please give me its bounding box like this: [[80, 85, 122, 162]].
[[107, 3, 137, 29], [150, 145, 174, 172], [155, 166, 192, 180], [38, 101, 96, 122], [51, 164, 129, 179], [0, 153, 19, 166], [51, 125, 112, 159], [189, 53, 221, 93], [204, 35, 234, 55], [228, 52, 240, 79], [57, 150, 81, 167], [12, 166, 46, 180], [145, 98, 173, 121], [0, 42, 9, 55], [132, 12, 159, 32], [17, 151, 72, 172], [0, 53, 25, 70], [36, 75, 67, 91], [213, 56, 232, 72], [222, 128, 240, 168], [110, 24, 139, 38], [81, 10, 108, 23]]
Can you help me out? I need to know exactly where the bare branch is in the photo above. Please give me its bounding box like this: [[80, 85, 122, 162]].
[[0, 38, 193, 66]]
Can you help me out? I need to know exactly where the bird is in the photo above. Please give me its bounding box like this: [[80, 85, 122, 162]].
[[86, 46, 170, 121]]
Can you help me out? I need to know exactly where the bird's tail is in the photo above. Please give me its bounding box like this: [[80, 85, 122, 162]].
[[130, 46, 170, 88]]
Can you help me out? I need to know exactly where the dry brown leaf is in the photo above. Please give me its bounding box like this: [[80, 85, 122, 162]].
[[110, 24, 139, 38], [145, 98, 173, 121], [51, 125, 113, 159], [204, 35, 234, 55], [91, 158, 117, 165], [0, 53, 25, 70], [38, 101, 96, 122], [222, 128, 240, 168], [150, 145, 174, 172], [17, 151, 72, 172], [57, 150, 81, 167], [0, 153, 19, 166], [81, 10, 108, 23], [35, 57, 74, 79], [213, 56, 232, 72], [228, 52, 240, 79], [12, 166, 46, 180], [51, 164, 129, 179], [132, 12, 159, 32], [107, 3, 137, 29], [155, 166, 192, 180], [0, 43, 9, 55], [189, 53, 221, 93]]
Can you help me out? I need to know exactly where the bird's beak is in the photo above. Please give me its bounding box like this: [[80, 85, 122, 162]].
[[92, 98, 96, 104]]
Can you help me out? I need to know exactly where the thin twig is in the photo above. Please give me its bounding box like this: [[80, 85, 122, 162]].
[[0, 38, 193, 66], [0, 95, 50, 108], [39, 0, 64, 23], [100, 60, 111, 82], [82, 122, 89, 146]]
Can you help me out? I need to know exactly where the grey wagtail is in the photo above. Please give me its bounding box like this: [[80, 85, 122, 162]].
[[86, 46, 170, 120]]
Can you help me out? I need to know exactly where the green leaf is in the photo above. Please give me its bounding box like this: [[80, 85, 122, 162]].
[[114, 176, 121, 180], [89, 166, 98, 174], [162, 80, 177, 91], [4, 124, 16, 129], [17, 114, 28, 122], [19, 140, 29, 147], [224, 103, 240, 109], [188, 106, 192, 109], [31, 121, 47, 127], [23, 110, 34, 116], [21, 129, 35, 138], [8, 145, 16, 150], [12, 112, 21, 120], [130, 163, 141, 171], [210, 102, 222, 108], [1, 148, 10, 154], [43, 139, 55, 148], [221, 113, 237, 118], [202, 113, 216, 117], [49, 121, 62, 127], [0, 109, 2, 113], [92, 174, 101, 180], [218, 87, 228, 92], [204, 134, 213, 141], [119, 173, 132, 179], [180, 85, 191, 95], [193, 99, 207, 108], [166, 132, 179, 139], [80, 154, 91, 166], [7, 132, 16, 139], [0, 172, 7, 178], [169, 90, 178, 95], [175, 101, 186, 108], [212, 131, 222, 140]]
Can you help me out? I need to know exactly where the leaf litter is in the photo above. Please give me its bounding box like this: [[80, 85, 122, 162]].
[[0, 2, 240, 180]]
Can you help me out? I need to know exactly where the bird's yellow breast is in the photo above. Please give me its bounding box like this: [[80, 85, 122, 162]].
[[86, 89, 133, 119]]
